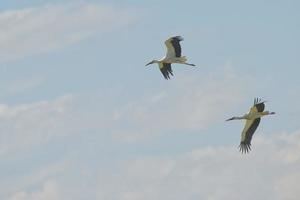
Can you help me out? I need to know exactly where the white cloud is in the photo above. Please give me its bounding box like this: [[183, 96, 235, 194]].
[[5, 77, 45, 95], [0, 95, 74, 157], [6, 131, 300, 200], [111, 67, 245, 141], [1, 161, 67, 200], [1, 83, 299, 200], [9, 180, 59, 200], [3, 64, 299, 200], [96, 131, 300, 200], [0, 65, 245, 156], [0, 3, 136, 62]]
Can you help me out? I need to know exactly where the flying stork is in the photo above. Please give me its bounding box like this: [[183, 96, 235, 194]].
[[226, 98, 275, 154], [146, 36, 195, 79]]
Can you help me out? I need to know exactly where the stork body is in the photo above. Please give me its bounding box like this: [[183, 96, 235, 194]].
[[146, 36, 195, 79], [226, 98, 275, 154]]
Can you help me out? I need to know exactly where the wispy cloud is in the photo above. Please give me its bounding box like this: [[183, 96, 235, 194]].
[[96, 131, 300, 200], [4, 76, 45, 95], [111, 66, 245, 141], [1, 65, 299, 199], [6, 130, 299, 200], [0, 95, 74, 157], [0, 3, 136, 62], [0, 66, 246, 158], [9, 180, 59, 200], [2, 160, 67, 200]]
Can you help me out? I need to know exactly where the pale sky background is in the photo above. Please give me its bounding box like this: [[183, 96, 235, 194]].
[[0, 0, 300, 199]]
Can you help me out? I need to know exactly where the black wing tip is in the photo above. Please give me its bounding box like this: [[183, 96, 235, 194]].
[[254, 97, 266, 106], [162, 71, 170, 79], [166, 72, 174, 80], [239, 142, 251, 154], [172, 36, 183, 41], [163, 73, 173, 80], [161, 64, 174, 80], [253, 97, 266, 112]]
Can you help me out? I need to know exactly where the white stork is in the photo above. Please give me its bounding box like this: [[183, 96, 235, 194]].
[[146, 36, 195, 79], [226, 98, 275, 154]]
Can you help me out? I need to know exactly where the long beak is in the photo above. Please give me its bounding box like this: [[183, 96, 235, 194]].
[[226, 117, 235, 121], [145, 61, 153, 66]]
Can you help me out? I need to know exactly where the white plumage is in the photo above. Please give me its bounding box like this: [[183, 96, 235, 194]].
[[146, 36, 195, 79], [226, 98, 275, 153]]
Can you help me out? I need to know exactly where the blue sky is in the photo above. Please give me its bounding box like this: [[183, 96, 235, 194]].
[[0, 1, 300, 199]]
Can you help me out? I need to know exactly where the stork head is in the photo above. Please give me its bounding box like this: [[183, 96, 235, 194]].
[[145, 60, 157, 66]]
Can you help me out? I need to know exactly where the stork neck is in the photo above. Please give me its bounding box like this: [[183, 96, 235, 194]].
[[232, 116, 247, 120], [237, 116, 247, 120]]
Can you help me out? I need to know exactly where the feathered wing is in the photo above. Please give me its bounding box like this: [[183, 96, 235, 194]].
[[253, 98, 265, 112], [238, 98, 267, 153], [239, 118, 261, 153], [164, 36, 183, 58], [159, 62, 173, 79]]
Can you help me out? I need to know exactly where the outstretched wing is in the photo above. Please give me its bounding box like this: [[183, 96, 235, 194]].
[[250, 98, 265, 113], [239, 118, 261, 153], [239, 98, 265, 153], [164, 36, 183, 58], [159, 62, 173, 80]]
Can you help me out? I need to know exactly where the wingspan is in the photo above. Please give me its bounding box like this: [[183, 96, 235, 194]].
[[165, 36, 183, 58], [239, 118, 261, 153], [159, 62, 173, 79]]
